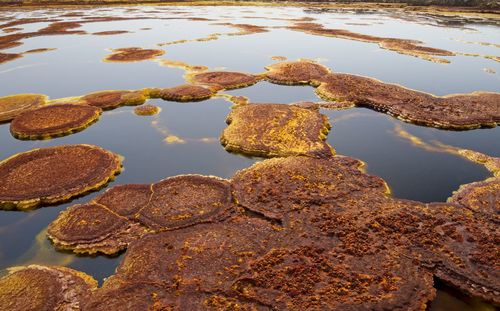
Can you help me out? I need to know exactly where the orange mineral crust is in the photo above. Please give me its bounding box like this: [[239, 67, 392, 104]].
[[10, 104, 101, 139], [134, 104, 160, 116], [104, 47, 165, 62], [264, 60, 500, 129], [0, 265, 97, 311], [287, 22, 454, 63], [39, 152, 500, 306], [47, 175, 236, 254], [0, 94, 47, 123], [190, 71, 259, 90], [221, 103, 333, 158], [81, 90, 146, 110], [158, 84, 214, 102], [0, 144, 122, 210], [316, 73, 500, 129]]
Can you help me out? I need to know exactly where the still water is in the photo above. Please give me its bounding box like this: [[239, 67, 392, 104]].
[[0, 5, 498, 310]]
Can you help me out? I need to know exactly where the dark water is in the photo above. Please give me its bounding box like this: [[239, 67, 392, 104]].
[[0, 5, 498, 310]]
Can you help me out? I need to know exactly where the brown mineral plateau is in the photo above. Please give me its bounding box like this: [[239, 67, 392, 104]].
[[221, 103, 333, 158], [39, 149, 499, 307], [0, 94, 47, 123], [94, 184, 152, 218], [47, 175, 236, 254], [37, 21, 85, 35], [0, 41, 23, 50], [84, 281, 269, 310], [158, 84, 214, 102], [264, 60, 500, 129], [233, 244, 435, 311], [0, 20, 84, 52], [215, 22, 268, 34], [316, 73, 500, 129], [10, 104, 101, 139], [0, 52, 22, 65], [134, 104, 160, 116], [0, 265, 97, 311], [137, 175, 234, 231], [93, 30, 130, 35], [0, 144, 122, 210], [106, 217, 280, 290], [233, 155, 500, 304], [47, 203, 146, 255], [23, 48, 56, 54], [287, 22, 454, 63], [83, 283, 174, 310], [449, 177, 499, 223], [232, 156, 388, 220], [189, 71, 259, 90], [265, 60, 331, 85], [103, 47, 165, 62], [2, 27, 22, 33], [81, 90, 146, 110]]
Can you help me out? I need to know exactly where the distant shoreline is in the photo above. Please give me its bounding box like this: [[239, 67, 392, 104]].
[[0, 0, 500, 15], [0, 0, 499, 11]]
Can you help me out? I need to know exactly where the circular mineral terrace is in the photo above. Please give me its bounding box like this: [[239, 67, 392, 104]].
[[134, 104, 160, 116], [0, 94, 47, 123], [10, 104, 102, 139], [47, 203, 146, 255], [81, 90, 146, 110], [158, 84, 214, 102], [190, 71, 259, 90], [0, 144, 122, 210], [232, 244, 435, 310], [94, 184, 152, 218], [0, 265, 97, 311], [136, 175, 235, 231], [315, 72, 500, 129], [232, 156, 389, 219], [105, 217, 281, 290], [104, 47, 165, 62], [265, 60, 331, 85], [221, 103, 334, 158]]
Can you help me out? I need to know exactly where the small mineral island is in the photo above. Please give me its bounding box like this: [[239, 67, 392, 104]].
[[0, 0, 498, 310]]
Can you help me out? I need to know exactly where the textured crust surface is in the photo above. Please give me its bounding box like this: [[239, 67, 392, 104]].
[[38, 154, 500, 306], [103, 47, 164, 62], [190, 71, 258, 90], [448, 177, 499, 222], [84, 282, 271, 311], [137, 175, 235, 231], [95, 184, 152, 218], [261, 60, 500, 129], [265, 60, 331, 85], [83, 282, 173, 310], [233, 156, 500, 304], [0, 94, 47, 123], [0, 52, 22, 65], [46, 203, 145, 255], [287, 22, 454, 63], [134, 104, 160, 116], [221, 104, 333, 158], [316, 73, 500, 129], [231, 156, 388, 220], [107, 217, 281, 290], [370, 203, 500, 304], [0, 144, 122, 210], [81, 90, 147, 110], [10, 104, 101, 139], [45, 175, 235, 254], [233, 245, 435, 311], [159, 84, 214, 102], [0, 265, 97, 311]]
